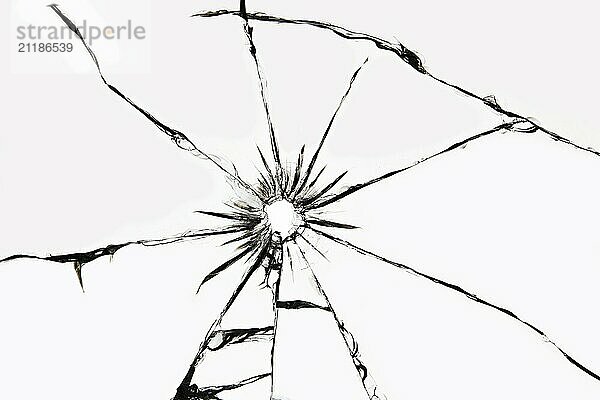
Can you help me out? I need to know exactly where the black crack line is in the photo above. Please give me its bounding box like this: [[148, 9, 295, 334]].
[[1, 226, 244, 292], [228, 198, 262, 214], [222, 231, 257, 247], [194, 210, 262, 225], [196, 245, 255, 293], [195, 210, 240, 221], [191, 9, 600, 159], [174, 243, 271, 400], [295, 232, 329, 261], [268, 241, 284, 400], [207, 326, 274, 351], [237, 1, 283, 187], [293, 241, 380, 399], [221, 226, 266, 248], [308, 226, 600, 383], [256, 146, 278, 196], [255, 171, 273, 200], [191, 10, 425, 74], [281, 161, 292, 195], [222, 222, 271, 254], [305, 217, 360, 230], [429, 75, 600, 158], [310, 122, 515, 210], [292, 59, 369, 200], [276, 299, 331, 312], [47, 4, 260, 200], [305, 165, 328, 192], [188, 372, 271, 399], [297, 170, 348, 208], [287, 145, 305, 196], [286, 245, 296, 283], [142, 227, 250, 248]]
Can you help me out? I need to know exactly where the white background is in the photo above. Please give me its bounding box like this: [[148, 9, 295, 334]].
[[1, 1, 599, 399]]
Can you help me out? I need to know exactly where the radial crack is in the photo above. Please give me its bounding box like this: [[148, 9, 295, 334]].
[[305, 217, 360, 230], [267, 240, 284, 400], [47, 4, 259, 199], [31, 4, 600, 398], [173, 242, 271, 400], [298, 171, 348, 208], [293, 241, 382, 399], [296, 232, 329, 261], [308, 226, 600, 383], [293, 59, 369, 199], [237, 0, 283, 184], [191, 8, 600, 159], [196, 246, 255, 293], [194, 210, 261, 224], [309, 122, 515, 209], [287, 145, 305, 196], [305, 165, 327, 192], [1, 226, 243, 292]]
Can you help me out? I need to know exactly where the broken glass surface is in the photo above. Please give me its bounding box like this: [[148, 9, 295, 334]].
[[1, 1, 600, 399]]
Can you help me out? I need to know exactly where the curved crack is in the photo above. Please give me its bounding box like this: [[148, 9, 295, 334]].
[[191, 9, 600, 159]]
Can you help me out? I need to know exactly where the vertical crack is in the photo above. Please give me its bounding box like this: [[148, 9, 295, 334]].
[[238, 0, 283, 186], [192, 9, 600, 159], [293, 239, 384, 399]]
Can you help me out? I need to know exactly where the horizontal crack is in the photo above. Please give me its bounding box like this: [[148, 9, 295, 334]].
[[207, 327, 274, 351], [276, 299, 331, 312]]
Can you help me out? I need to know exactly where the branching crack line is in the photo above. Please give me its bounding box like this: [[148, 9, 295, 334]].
[[0, 226, 244, 292], [174, 242, 271, 400], [186, 372, 270, 400], [293, 240, 383, 400], [308, 226, 600, 383], [310, 122, 517, 209], [191, 10, 426, 74], [191, 8, 600, 159], [6, 3, 596, 398], [238, 0, 283, 188]]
